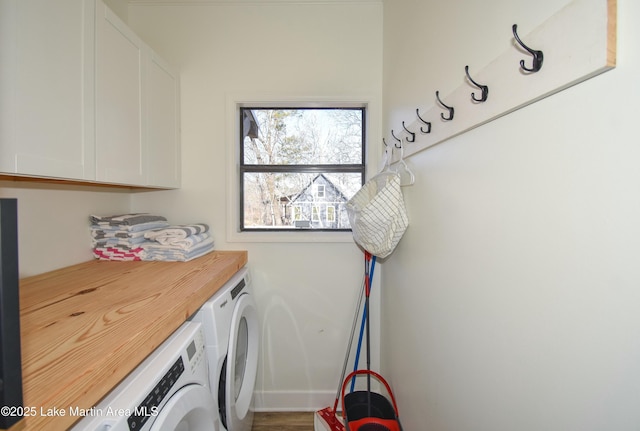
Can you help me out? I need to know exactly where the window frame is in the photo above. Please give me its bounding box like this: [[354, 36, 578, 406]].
[[238, 106, 366, 233], [225, 95, 379, 244]]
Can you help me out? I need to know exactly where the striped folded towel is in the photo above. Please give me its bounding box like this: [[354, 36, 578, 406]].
[[93, 245, 145, 261], [92, 236, 149, 248], [89, 214, 169, 232], [90, 229, 149, 239], [141, 237, 215, 262], [144, 224, 210, 245], [140, 233, 210, 251]]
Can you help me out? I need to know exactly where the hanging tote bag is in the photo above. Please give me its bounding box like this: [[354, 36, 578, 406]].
[[346, 171, 409, 259]]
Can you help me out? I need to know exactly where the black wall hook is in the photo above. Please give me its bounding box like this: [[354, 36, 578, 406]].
[[416, 109, 431, 133], [464, 65, 489, 102], [436, 91, 454, 121], [402, 121, 416, 143], [391, 129, 402, 148], [512, 24, 543, 73]]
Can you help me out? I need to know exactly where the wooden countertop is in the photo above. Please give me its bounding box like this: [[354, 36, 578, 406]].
[[12, 251, 247, 431]]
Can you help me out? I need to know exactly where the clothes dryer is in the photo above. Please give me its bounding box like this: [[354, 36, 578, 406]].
[[71, 321, 217, 431], [190, 267, 259, 431]]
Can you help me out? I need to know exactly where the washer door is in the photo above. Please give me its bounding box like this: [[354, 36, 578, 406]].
[[222, 293, 259, 431], [151, 384, 218, 431]]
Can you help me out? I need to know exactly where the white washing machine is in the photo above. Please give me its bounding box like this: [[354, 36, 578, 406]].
[[71, 321, 218, 431], [190, 267, 259, 431]]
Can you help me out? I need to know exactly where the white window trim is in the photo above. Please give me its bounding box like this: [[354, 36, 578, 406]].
[[225, 92, 380, 243]]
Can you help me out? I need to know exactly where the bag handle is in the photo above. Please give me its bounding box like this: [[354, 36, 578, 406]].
[[341, 369, 402, 417]]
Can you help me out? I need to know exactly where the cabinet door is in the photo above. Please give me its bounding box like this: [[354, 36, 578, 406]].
[[146, 51, 181, 188], [0, 0, 95, 179], [95, 1, 145, 185]]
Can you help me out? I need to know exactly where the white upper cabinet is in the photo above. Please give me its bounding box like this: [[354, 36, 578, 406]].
[[0, 0, 95, 180], [146, 51, 181, 188], [0, 0, 180, 188], [95, 2, 146, 185]]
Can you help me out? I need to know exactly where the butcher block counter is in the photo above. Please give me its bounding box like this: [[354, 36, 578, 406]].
[[11, 250, 247, 431]]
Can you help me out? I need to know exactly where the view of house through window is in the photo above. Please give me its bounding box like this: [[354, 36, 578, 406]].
[[240, 107, 365, 231]]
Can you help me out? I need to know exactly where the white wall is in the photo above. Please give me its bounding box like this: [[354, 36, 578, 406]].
[[127, 1, 383, 410], [382, 0, 640, 430], [0, 180, 131, 276]]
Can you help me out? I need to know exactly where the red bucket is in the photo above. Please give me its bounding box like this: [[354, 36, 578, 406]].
[[341, 370, 402, 431]]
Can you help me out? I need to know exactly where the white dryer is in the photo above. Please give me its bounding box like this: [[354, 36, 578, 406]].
[[71, 321, 218, 431], [190, 267, 259, 431]]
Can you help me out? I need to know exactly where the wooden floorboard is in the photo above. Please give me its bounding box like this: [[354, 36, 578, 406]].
[[252, 412, 315, 431]]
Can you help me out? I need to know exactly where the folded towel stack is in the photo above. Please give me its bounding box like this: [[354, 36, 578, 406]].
[[90, 213, 169, 261], [89, 215, 214, 262], [142, 224, 214, 261]]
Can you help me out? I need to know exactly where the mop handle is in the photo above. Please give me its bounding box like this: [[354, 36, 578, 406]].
[[350, 253, 376, 392], [332, 274, 366, 412], [364, 252, 372, 417]]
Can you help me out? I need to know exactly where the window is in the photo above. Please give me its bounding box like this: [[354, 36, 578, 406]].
[[326, 206, 336, 223], [312, 206, 320, 222], [240, 107, 365, 231], [293, 206, 303, 221]]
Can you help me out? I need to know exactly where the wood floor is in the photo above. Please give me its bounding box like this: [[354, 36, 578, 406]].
[[252, 412, 316, 431]]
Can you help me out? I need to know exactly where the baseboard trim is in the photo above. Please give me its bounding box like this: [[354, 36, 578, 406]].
[[254, 390, 337, 412]]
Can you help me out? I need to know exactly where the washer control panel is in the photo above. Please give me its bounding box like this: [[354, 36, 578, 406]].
[[127, 329, 205, 430], [128, 357, 184, 430]]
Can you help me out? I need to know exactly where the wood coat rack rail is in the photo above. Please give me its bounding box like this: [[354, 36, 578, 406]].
[[389, 0, 617, 163]]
